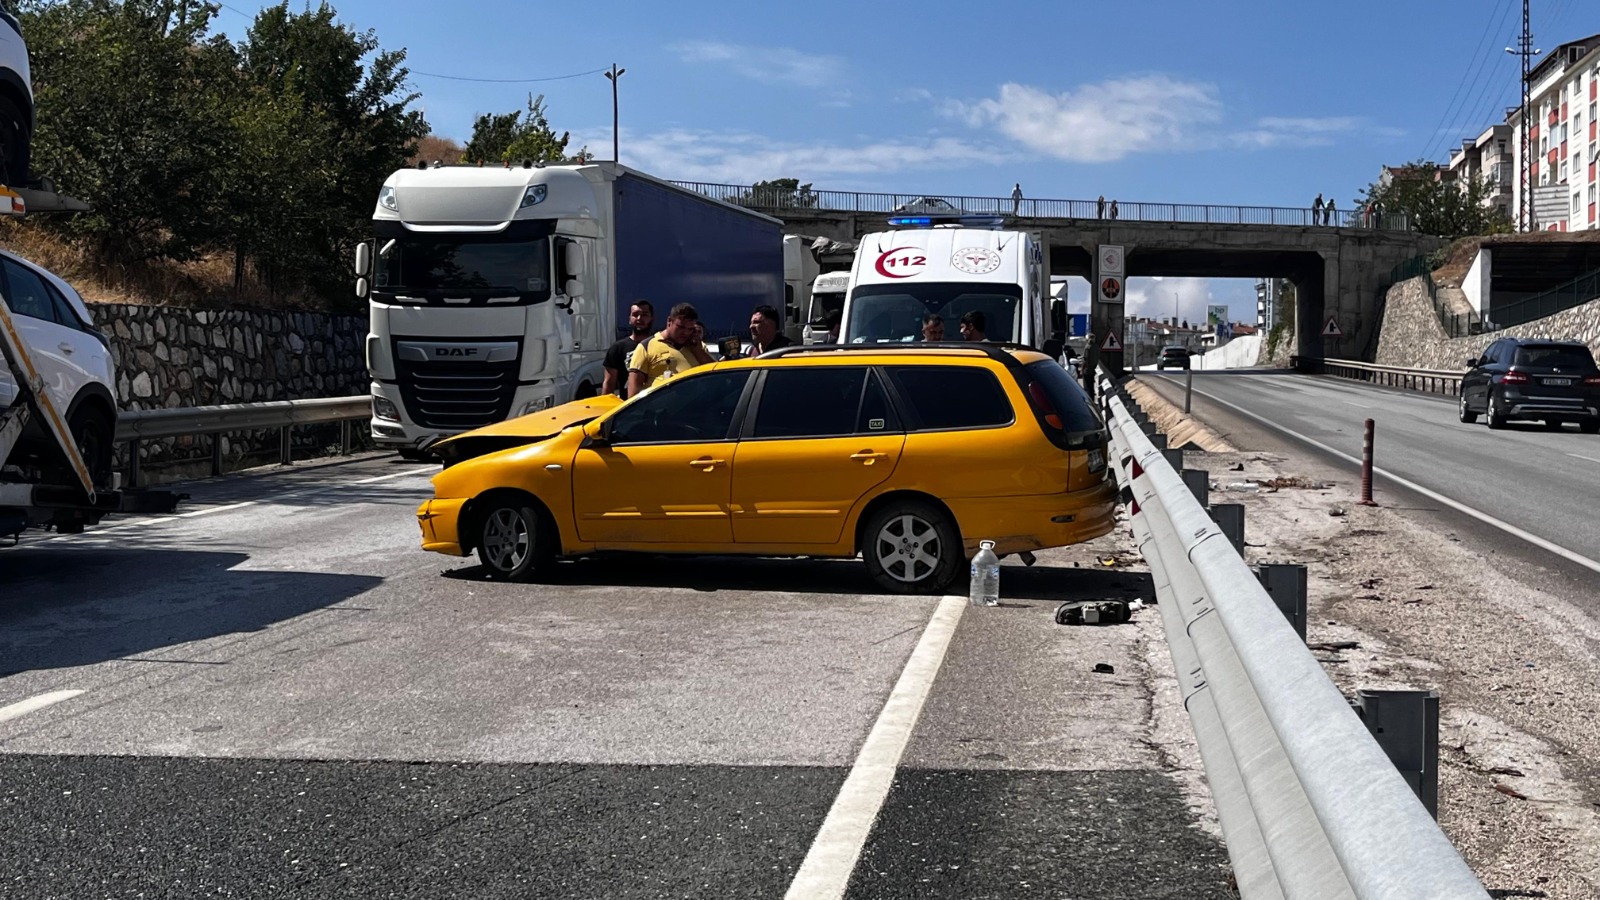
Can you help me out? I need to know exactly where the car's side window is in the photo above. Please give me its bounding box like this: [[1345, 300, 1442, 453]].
[[1, 260, 64, 324], [607, 371, 750, 445], [884, 365, 1013, 431], [856, 370, 900, 434], [751, 367, 867, 439], [44, 283, 87, 333]]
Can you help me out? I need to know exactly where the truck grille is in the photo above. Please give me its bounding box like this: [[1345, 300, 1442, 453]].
[[395, 358, 519, 431]]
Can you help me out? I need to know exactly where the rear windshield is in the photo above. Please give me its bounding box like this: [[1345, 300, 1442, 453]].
[[1514, 345, 1597, 369], [1019, 360, 1104, 446]]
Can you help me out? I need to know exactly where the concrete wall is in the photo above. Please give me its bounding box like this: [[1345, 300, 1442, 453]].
[[1462, 249, 1490, 314], [85, 304, 368, 473], [1194, 334, 1262, 370], [1374, 276, 1600, 370]]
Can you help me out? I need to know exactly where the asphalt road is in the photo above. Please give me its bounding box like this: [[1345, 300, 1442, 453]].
[[1, 454, 1230, 899], [1137, 370, 1600, 599]]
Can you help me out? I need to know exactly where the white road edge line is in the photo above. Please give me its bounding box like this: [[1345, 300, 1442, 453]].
[[1190, 382, 1600, 577], [1567, 453, 1600, 465], [0, 690, 84, 724], [784, 595, 966, 900]]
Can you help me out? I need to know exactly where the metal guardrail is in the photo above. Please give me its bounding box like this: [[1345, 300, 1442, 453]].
[[1096, 372, 1489, 899], [1316, 359, 1464, 395], [1487, 265, 1600, 330], [670, 181, 1413, 231], [115, 396, 372, 485]]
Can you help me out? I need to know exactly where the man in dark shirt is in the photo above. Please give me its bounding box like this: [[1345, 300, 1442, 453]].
[[746, 304, 793, 357], [602, 300, 654, 397]]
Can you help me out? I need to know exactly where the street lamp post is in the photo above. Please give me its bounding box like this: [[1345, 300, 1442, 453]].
[[603, 63, 625, 164]]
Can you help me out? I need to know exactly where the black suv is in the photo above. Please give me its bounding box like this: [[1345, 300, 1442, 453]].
[[1156, 345, 1191, 370], [1459, 338, 1600, 432]]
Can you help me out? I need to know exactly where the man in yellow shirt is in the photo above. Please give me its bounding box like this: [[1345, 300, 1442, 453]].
[[627, 302, 716, 397]]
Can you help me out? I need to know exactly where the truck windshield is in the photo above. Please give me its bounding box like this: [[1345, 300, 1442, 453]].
[[374, 235, 551, 306], [846, 283, 1022, 343]]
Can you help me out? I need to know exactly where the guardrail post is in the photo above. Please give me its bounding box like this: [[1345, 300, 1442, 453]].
[[1256, 563, 1308, 641], [1162, 448, 1183, 472], [1357, 689, 1440, 819], [211, 433, 223, 477], [1210, 503, 1245, 555], [1147, 431, 1168, 452], [126, 440, 141, 489], [340, 420, 351, 456], [1181, 468, 1209, 507], [279, 426, 292, 466]]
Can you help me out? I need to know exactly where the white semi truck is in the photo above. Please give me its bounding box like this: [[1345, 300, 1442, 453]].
[[357, 162, 785, 457], [840, 215, 1063, 355]]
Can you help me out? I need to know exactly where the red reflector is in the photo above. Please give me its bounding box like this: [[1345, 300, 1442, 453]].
[[1027, 381, 1063, 430], [1131, 459, 1144, 479], [1502, 372, 1530, 384], [1585, 375, 1600, 386], [1130, 499, 1140, 516]]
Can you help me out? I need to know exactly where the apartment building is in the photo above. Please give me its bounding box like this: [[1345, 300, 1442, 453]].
[[1445, 124, 1514, 220], [1508, 33, 1600, 231]]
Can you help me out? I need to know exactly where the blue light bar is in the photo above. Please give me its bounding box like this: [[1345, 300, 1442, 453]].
[[886, 214, 1007, 228], [887, 215, 933, 226]]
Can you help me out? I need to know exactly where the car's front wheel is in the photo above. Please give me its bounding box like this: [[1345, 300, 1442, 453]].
[[474, 497, 553, 582], [65, 404, 114, 490], [1581, 419, 1600, 435], [1457, 392, 1478, 424], [862, 499, 961, 594]]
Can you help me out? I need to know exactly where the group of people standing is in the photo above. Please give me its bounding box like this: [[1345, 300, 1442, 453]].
[[600, 300, 798, 399], [1311, 193, 1341, 226]]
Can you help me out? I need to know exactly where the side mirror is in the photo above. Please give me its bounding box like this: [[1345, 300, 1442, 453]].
[[354, 242, 371, 277], [1049, 299, 1067, 333], [355, 276, 369, 300], [1465, 357, 1479, 367], [565, 278, 585, 299], [564, 241, 587, 277], [582, 418, 609, 447]]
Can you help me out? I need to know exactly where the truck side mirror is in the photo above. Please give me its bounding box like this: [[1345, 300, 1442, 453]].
[[354, 242, 371, 277], [565, 278, 585, 299], [564, 241, 587, 277], [1050, 299, 1067, 333], [355, 277, 369, 300]]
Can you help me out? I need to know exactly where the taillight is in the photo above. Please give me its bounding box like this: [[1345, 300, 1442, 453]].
[[1027, 381, 1063, 430], [1502, 371, 1530, 384], [1584, 375, 1600, 386]]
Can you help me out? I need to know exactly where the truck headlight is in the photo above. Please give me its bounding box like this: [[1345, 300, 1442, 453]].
[[518, 396, 556, 416], [373, 396, 400, 421], [520, 185, 547, 208], [379, 186, 398, 211]]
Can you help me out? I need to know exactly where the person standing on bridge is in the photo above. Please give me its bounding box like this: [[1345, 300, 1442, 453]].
[[1108, 199, 1119, 220], [1326, 197, 1337, 226], [1096, 195, 1106, 219], [1011, 183, 1024, 216], [1312, 193, 1324, 226]]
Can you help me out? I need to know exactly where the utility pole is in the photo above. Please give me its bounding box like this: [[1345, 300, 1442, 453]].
[[604, 63, 626, 164], [1506, 0, 1537, 232]]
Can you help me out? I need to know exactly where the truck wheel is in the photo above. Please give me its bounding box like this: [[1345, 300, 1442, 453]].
[[574, 382, 597, 400], [861, 499, 960, 595], [67, 405, 114, 490], [474, 496, 554, 582]]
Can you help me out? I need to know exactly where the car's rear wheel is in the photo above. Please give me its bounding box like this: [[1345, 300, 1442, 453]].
[[862, 499, 961, 595], [474, 498, 553, 582], [1457, 392, 1478, 424], [1486, 390, 1507, 430], [0, 96, 31, 188], [65, 404, 114, 490]]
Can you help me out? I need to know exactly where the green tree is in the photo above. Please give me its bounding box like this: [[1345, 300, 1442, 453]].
[[21, 0, 238, 262], [735, 178, 818, 209], [1356, 160, 1512, 239], [463, 94, 584, 165]]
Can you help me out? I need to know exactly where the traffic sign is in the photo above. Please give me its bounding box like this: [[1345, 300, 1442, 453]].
[[1099, 276, 1123, 303], [1098, 244, 1124, 276], [1100, 331, 1123, 352], [1322, 316, 1343, 337]]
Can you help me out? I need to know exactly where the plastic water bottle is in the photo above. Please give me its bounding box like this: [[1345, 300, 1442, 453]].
[[969, 540, 1000, 607]]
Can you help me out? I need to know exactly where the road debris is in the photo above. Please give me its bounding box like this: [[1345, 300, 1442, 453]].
[[1056, 599, 1135, 626], [1091, 662, 1116, 674]]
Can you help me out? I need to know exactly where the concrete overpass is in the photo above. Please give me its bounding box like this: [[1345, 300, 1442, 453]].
[[674, 182, 1446, 365]]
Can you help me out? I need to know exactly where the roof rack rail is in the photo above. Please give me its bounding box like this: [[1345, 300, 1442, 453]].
[[758, 341, 1039, 367]]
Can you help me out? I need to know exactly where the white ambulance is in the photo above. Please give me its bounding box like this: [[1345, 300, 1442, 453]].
[[840, 216, 1058, 353]]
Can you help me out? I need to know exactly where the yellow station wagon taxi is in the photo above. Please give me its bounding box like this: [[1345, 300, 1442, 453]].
[[417, 344, 1117, 594]]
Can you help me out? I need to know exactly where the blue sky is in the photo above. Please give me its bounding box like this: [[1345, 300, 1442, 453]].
[[214, 0, 1597, 323]]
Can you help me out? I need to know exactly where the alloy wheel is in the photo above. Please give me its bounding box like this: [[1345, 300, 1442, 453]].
[[482, 508, 531, 573], [874, 513, 942, 584]]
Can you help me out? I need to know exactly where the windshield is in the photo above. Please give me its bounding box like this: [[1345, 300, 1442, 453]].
[[808, 291, 846, 325], [845, 282, 1022, 343], [374, 234, 551, 306]]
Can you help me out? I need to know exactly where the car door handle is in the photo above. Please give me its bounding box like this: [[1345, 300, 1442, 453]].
[[688, 457, 724, 470], [58, 342, 75, 354], [850, 450, 888, 464]]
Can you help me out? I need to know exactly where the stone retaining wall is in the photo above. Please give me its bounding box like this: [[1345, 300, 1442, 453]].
[[84, 304, 368, 475], [1374, 278, 1600, 370]]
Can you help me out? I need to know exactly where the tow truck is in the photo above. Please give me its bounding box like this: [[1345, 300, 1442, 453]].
[[1, 184, 180, 540]]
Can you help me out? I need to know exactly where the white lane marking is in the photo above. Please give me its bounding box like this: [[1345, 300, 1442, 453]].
[[0, 690, 84, 724], [1567, 453, 1600, 465], [1191, 383, 1600, 577], [1342, 400, 1374, 409], [784, 596, 965, 900]]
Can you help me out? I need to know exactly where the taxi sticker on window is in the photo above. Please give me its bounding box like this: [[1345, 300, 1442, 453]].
[[868, 418, 885, 430]]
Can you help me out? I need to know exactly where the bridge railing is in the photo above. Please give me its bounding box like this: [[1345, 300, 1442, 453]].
[[672, 181, 1412, 231]]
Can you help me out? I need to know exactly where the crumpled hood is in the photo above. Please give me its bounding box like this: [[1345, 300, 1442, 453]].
[[432, 394, 622, 466]]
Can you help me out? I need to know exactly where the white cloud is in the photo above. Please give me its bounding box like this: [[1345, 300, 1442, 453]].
[[1234, 115, 1368, 149], [671, 41, 844, 89], [949, 76, 1224, 163], [590, 127, 1008, 184], [1125, 277, 1258, 327]]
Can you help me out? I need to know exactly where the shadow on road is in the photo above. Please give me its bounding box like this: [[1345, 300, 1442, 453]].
[[0, 547, 381, 676], [442, 554, 1152, 602]]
